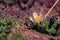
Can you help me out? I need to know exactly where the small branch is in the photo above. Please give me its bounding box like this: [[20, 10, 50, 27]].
[[44, 0, 59, 19]]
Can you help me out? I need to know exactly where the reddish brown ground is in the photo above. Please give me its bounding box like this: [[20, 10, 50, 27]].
[[0, 0, 60, 40], [16, 25, 57, 40]]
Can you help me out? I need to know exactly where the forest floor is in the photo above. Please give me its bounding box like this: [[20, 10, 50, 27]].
[[0, 0, 60, 40]]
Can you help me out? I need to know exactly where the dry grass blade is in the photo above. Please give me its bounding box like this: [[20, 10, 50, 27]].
[[44, 0, 59, 19]]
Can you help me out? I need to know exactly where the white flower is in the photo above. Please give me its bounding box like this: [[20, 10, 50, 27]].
[[29, 12, 43, 23]]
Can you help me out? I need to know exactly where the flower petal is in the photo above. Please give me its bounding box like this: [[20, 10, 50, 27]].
[[33, 12, 38, 19], [29, 16, 34, 22]]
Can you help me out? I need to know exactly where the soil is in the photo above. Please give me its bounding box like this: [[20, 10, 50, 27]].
[[16, 25, 57, 40], [0, 0, 60, 40]]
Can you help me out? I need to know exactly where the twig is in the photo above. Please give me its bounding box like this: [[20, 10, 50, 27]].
[[44, 0, 59, 19]]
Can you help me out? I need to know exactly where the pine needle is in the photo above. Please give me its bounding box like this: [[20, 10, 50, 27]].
[[44, 0, 59, 19]]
